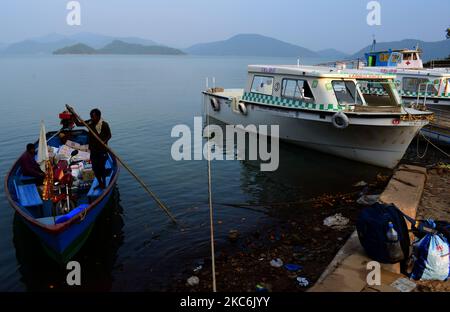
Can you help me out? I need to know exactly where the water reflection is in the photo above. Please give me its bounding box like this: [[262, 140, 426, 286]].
[[209, 118, 389, 206], [13, 188, 124, 291]]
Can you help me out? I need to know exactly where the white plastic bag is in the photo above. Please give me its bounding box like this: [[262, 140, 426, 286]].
[[411, 234, 450, 281]]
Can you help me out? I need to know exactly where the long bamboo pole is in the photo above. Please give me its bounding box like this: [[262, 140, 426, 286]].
[[65, 104, 178, 224]]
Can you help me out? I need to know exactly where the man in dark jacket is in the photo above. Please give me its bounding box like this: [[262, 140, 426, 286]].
[[76, 108, 112, 189], [19, 144, 45, 184]]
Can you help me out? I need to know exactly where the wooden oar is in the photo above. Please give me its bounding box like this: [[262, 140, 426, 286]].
[[65, 104, 178, 225]]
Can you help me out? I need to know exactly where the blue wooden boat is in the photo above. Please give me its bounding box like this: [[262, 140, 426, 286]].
[[5, 129, 120, 263]]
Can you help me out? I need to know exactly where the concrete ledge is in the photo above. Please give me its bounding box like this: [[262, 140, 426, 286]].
[[314, 231, 362, 285], [309, 165, 427, 292], [379, 164, 427, 220]]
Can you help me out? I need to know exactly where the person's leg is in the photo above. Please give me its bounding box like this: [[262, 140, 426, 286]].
[[36, 176, 44, 185], [97, 153, 107, 188], [91, 153, 102, 190]]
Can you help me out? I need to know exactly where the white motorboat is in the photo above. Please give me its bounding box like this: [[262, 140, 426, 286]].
[[363, 49, 450, 145], [363, 48, 450, 110], [203, 65, 433, 169]]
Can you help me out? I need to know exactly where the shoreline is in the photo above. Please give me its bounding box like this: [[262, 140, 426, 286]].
[[170, 175, 390, 292], [170, 141, 449, 292]]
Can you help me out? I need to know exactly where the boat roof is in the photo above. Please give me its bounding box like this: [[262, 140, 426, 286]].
[[248, 65, 395, 79], [366, 49, 421, 54]]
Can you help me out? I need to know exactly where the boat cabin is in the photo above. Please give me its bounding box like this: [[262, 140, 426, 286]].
[[365, 49, 423, 69], [242, 65, 402, 112]]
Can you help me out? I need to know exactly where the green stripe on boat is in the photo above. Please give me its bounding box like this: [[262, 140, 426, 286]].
[[359, 87, 450, 98], [241, 92, 341, 112]]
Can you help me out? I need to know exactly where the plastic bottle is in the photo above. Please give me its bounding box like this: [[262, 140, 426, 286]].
[[386, 222, 404, 262]]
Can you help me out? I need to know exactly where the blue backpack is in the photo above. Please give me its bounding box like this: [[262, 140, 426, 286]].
[[356, 203, 411, 265]]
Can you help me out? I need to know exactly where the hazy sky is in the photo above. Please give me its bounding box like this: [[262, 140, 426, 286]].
[[0, 0, 449, 53]]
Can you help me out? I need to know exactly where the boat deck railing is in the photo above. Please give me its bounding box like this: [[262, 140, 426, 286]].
[[315, 59, 365, 70]]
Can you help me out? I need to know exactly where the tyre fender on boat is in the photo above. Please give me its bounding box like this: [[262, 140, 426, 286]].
[[331, 111, 349, 129], [210, 97, 220, 111], [238, 102, 248, 115]]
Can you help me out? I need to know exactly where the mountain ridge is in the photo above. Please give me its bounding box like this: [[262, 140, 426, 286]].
[[185, 34, 318, 57], [2, 32, 449, 61], [316, 48, 349, 59], [2, 32, 158, 54], [53, 40, 185, 55]]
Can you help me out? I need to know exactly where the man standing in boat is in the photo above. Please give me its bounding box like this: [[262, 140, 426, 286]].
[[75, 109, 112, 190]]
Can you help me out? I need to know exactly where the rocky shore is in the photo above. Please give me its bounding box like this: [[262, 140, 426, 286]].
[[171, 141, 449, 292]]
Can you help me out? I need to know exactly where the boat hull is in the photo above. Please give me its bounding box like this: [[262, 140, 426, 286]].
[[19, 183, 115, 263], [421, 126, 450, 146], [205, 95, 426, 169]]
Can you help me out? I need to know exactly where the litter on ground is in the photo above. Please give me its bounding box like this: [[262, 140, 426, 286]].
[[296, 277, 309, 287], [187, 276, 199, 286], [270, 258, 284, 268], [356, 194, 380, 205], [323, 213, 350, 230]]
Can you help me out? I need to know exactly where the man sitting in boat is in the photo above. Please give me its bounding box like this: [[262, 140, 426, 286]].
[[75, 108, 112, 190], [19, 143, 45, 184]]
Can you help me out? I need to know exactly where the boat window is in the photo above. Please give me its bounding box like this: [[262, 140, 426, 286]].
[[402, 77, 438, 94], [357, 79, 400, 106], [281, 79, 315, 101], [251, 75, 274, 95], [390, 53, 401, 63], [367, 55, 376, 67], [403, 53, 412, 61], [332, 80, 363, 105]]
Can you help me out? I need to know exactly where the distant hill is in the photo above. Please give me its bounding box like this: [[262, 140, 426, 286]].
[[53, 40, 185, 55], [32, 33, 69, 43], [3, 39, 76, 55], [54, 43, 97, 55], [316, 49, 349, 60], [66, 32, 157, 49], [186, 34, 318, 57], [351, 39, 450, 62], [97, 40, 185, 55], [5, 32, 450, 60], [1, 32, 158, 55]]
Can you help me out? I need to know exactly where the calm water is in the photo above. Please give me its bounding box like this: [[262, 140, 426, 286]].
[[0, 55, 386, 291]]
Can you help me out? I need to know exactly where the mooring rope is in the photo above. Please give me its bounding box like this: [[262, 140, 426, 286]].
[[419, 131, 450, 158], [416, 132, 430, 159]]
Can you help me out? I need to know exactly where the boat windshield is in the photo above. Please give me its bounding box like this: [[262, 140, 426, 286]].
[[403, 77, 438, 95], [357, 79, 401, 106], [331, 80, 363, 105]]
